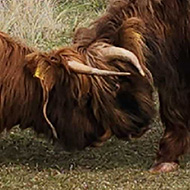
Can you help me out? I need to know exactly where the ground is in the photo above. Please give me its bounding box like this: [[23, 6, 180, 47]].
[[0, 0, 190, 189]]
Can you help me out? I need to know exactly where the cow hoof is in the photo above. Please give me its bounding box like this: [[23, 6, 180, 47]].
[[149, 162, 179, 173]]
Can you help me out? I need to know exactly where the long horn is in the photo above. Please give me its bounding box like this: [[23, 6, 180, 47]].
[[68, 60, 131, 76], [99, 46, 145, 76]]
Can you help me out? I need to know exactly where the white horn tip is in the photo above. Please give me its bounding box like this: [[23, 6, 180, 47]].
[[141, 71, 145, 76]]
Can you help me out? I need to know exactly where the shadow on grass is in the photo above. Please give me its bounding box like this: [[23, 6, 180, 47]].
[[0, 121, 163, 173]]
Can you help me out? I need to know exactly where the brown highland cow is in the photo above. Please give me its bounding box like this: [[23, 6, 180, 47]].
[[69, 0, 190, 172], [0, 30, 155, 158]]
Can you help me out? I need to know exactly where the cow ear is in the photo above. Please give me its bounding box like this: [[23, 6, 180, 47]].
[[25, 52, 56, 91], [25, 52, 58, 139]]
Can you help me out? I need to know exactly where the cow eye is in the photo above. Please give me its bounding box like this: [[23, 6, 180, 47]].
[[49, 55, 61, 64]]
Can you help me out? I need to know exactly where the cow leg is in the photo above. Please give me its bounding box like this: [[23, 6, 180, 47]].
[[150, 89, 190, 173], [150, 125, 190, 173]]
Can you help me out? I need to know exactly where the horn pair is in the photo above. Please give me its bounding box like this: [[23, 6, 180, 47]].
[[68, 43, 145, 77]]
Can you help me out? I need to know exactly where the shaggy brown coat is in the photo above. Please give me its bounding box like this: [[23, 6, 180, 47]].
[[0, 31, 154, 151], [72, 0, 190, 168]]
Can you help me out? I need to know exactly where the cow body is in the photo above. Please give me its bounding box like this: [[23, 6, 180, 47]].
[[0, 31, 155, 153], [0, 32, 42, 132], [73, 0, 190, 171], [0, 31, 115, 150]]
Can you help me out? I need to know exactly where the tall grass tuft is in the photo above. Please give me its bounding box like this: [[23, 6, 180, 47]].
[[0, 0, 106, 49], [0, 0, 66, 49]]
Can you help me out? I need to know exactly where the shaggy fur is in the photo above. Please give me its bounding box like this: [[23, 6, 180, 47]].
[[0, 31, 113, 150], [0, 31, 154, 151], [73, 0, 190, 166]]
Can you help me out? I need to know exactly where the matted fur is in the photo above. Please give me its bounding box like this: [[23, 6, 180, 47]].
[[0, 31, 115, 150], [0, 31, 154, 151], [73, 0, 190, 165]]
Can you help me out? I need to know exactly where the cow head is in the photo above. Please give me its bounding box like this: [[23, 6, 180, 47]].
[[79, 42, 156, 141], [24, 47, 132, 150]]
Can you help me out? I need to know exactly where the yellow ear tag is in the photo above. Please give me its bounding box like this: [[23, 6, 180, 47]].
[[34, 66, 45, 80], [133, 32, 142, 41]]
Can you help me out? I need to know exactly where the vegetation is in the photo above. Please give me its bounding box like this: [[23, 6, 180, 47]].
[[0, 0, 106, 49], [0, 0, 190, 189]]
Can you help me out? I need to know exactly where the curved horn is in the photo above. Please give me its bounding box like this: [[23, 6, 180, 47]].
[[100, 46, 145, 76], [68, 60, 131, 76]]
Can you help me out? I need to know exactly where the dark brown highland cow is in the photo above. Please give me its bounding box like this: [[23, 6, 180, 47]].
[[0, 31, 153, 154], [71, 0, 190, 172]]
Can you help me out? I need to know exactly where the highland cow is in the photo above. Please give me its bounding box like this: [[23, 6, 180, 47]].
[[0, 31, 153, 153], [71, 0, 190, 172]]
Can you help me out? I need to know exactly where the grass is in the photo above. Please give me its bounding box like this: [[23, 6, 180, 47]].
[[0, 0, 190, 189], [0, 0, 106, 49]]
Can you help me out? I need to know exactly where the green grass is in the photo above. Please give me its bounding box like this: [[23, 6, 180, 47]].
[[0, 0, 190, 189], [0, 121, 190, 190]]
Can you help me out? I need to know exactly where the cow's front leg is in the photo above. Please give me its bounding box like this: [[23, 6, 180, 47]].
[[150, 124, 190, 172], [150, 89, 190, 173]]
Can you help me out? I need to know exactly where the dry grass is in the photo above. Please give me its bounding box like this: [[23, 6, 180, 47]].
[[0, 0, 190, 189], [0, 0, 106, 49], [0, 0, 65, 49]]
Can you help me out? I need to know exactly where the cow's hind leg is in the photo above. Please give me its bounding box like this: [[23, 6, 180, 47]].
[[150, 88, 190, 173]]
